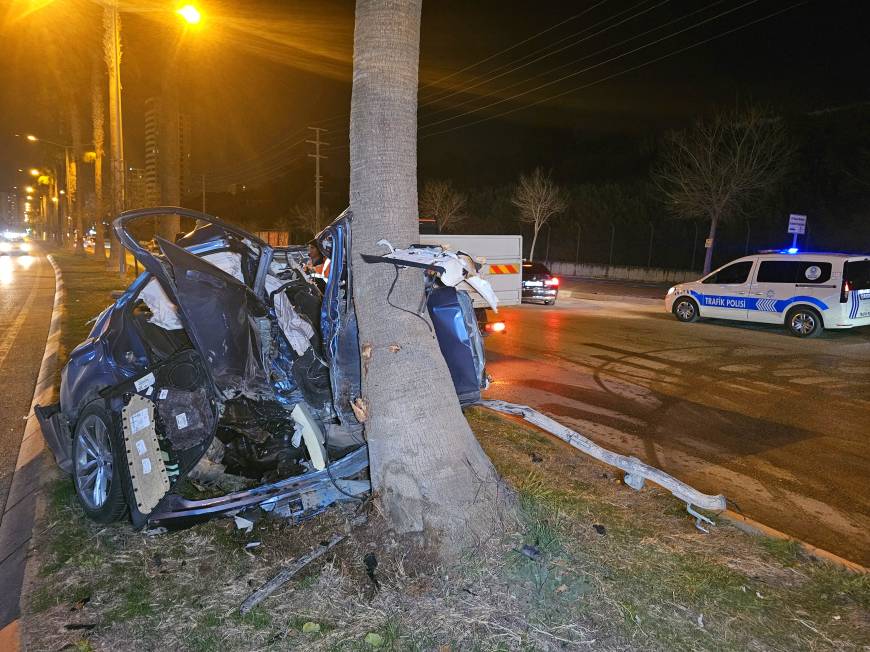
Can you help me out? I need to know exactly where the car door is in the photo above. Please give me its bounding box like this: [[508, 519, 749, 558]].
[[695, 260, 754, 320], [749, 259, 835, 324], [157, 237, 273, 398]]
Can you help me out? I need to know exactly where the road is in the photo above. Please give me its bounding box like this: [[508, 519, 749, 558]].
[[0, 253, 54, 522], [483, 290, 870, 565]]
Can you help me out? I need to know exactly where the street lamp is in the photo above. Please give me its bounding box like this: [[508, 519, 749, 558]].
[[177, 4, 202, 24], [29, 168, 40, 177]]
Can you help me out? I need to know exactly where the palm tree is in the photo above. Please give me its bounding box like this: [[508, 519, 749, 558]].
[[91, 61, 106, 262], [348, 0, 504, 557]]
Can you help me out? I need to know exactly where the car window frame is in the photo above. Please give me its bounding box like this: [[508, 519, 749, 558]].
[[701, 260, 754, 285]]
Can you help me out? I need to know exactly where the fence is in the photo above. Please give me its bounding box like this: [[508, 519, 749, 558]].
[[546, 261, 700, 284]]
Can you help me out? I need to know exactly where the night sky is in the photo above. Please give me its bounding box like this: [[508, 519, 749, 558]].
[[1, 0, 868, 200]]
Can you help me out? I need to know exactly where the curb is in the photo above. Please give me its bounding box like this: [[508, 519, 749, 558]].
[[720, 509, 868, 574], [0, 253, 65, 652], [559, 289, 663, 305]]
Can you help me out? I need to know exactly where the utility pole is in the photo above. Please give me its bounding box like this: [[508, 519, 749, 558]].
[[201, 173, 206, 213], [306, 127, 328, 229]]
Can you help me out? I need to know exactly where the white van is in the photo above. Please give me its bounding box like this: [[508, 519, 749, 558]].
[[664, 251, 870, 337]]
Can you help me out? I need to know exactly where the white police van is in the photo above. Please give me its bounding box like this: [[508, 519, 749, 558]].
[[665, 251, 870, 337]]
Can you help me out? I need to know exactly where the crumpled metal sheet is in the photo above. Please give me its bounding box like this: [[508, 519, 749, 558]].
[[365, 240, 500, 311]]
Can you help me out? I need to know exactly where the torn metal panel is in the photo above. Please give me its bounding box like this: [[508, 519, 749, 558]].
[[148, 445, 370, 526], [157, 236, 272, 399], [361, 240, 500, 311], [122, 394, 171, 514], [481, 400, 727, 512]]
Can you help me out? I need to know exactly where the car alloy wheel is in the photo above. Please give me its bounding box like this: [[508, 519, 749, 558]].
[[673, 297, 698, 322], [788, 308, 821, 337], [74, 413, 115, 510]]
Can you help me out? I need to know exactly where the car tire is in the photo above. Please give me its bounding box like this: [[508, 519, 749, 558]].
[[71, 403, 127, 523], [672, 297, 699, 323], [785, 306, 823, 338]]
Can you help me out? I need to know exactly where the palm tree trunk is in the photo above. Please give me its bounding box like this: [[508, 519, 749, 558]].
[[703, 212, 719, 274], [92, 61, 106, 262], [349, 0, 504, 557]]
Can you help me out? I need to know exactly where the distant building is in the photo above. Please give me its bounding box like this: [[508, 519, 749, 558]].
[[144, 97, 193, 203], [126, 167, 147, 210], [1, 191, 23, 229], [144, 96, 192, 237]]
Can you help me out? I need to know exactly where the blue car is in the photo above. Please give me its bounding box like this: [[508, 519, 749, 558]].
[[37, 208, 488, 528]]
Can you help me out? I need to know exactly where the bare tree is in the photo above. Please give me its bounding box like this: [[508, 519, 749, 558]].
[[419, 179, 467, 232], [655, 107, 792, 274], [511, 168, 567, 260], [289, 203, 322, 238], [349, 0, 504, 558]]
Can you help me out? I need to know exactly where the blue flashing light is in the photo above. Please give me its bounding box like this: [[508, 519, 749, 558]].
[[779, 247, 800, 254]]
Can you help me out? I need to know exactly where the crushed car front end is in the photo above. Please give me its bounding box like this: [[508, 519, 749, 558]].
[[37, 207, 492, 530]]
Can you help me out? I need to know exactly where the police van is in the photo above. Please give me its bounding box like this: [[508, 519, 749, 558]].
[[664, 251, 870, 337]]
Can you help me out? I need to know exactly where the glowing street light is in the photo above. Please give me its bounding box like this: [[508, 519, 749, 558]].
[[177, 4, 201, 24], [29, 168, 40, 177], [24, 185, 34, 193], [26, 134, 37, 142]]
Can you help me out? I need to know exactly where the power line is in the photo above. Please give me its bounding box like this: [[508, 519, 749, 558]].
[[418, 0, 765, 133], [203, 2, 627, 177], [422, 0, 724, 121], [420, 0, 663, 109], [418, 0, 612, 98], [420, 1, 808, 139]]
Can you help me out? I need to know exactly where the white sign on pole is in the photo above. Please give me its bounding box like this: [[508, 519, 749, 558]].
[[788, 213, 807, 235], [704, 238, 713, 249]]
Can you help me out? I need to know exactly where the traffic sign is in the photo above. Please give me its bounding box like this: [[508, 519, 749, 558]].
[[704, 238, 713, 249], [788, 213, 807, 235]]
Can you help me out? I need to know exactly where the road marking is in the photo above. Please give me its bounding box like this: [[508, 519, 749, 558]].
[[0, 262, 45, 370]]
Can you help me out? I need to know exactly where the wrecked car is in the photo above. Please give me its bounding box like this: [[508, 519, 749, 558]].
[[36, 207, 493, 529]]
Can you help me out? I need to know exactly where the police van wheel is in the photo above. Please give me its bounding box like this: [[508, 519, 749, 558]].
[[785, 306, 823, 338], [673, 297, 699, 323]]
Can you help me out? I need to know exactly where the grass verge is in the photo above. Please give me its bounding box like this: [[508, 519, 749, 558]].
[[21, 252, 869, 651]]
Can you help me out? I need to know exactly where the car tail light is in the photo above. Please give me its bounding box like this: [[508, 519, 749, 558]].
[[841, 279, 852, 303], [484, 321, 506, 334], [545, 277, 559, 287]]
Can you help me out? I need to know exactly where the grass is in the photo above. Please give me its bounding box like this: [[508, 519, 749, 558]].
[[21, 251, 869, 651]]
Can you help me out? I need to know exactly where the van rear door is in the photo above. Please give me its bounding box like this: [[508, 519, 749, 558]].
[[844, 258, 870, 323]]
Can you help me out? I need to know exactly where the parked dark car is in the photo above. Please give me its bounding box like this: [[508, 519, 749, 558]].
[[37, 207, 488, 529], [521, 261, 559, 305]]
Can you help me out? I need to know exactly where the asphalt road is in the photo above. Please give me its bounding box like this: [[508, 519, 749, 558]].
[[483, 291, 870, 565], [0, 253, 54, 525], [560, 276, 673, 300]]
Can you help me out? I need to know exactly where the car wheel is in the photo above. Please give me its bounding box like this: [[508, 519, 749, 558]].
[[71, 403, 127, 523], [672, 297, 699, 323], [785, 306, 823, 338]]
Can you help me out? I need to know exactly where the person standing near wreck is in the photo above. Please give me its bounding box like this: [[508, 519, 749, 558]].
[[306, 240, 330, 290]]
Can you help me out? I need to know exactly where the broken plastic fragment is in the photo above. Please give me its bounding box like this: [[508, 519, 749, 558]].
[[234, 515, 254, 533], [291, 402, 327, 471]]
